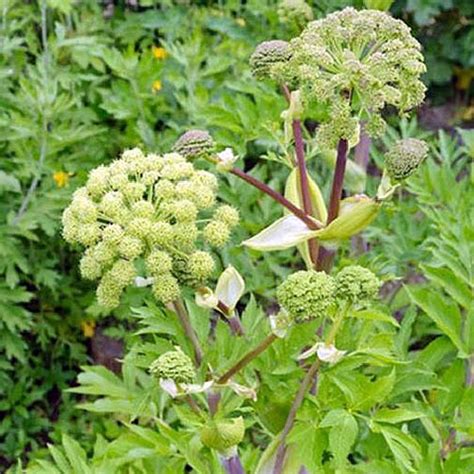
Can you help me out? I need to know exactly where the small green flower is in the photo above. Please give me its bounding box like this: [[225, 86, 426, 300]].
[[149, 348, 195, 383], [173, 130, 216, 160], [384, 138, 428, 182], [187, 251, 215, 282], [284, 7, 426, 145], [250, 40, 291, 80], [152, 273, 180, 304], [213, 205, 239, 228], [335, 265, 380, 302], [203, 221, 231, 248], [62, 147, 235, 309], [146, 250, 173, 276], [277, 271, 336, 323]]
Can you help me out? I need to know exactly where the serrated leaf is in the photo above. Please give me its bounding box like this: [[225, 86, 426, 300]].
[[406, 286, 465, 354], [374, 407, 425, 424], [321, 409, 358, 467], [377, 424, 422, 473], [351, 309, 400, 327]]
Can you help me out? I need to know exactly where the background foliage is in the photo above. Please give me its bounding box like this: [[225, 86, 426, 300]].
[[0, 0, 472, 471]]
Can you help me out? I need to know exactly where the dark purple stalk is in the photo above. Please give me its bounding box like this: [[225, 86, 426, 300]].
[[217, 300, 245, 336], [230, 168, 320, 231], [327, 138, 349, 223], [354, 123, 370, 170], [292, 119, 319, 267], [316, 138, 349, 272], [228, 316, 244, 336]]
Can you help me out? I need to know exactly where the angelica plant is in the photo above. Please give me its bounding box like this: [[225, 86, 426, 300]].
[[60, 6, 436, 474]]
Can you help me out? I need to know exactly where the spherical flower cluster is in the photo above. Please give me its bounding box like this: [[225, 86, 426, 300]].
[[62, 147, 238, 309], [283, 7, 426, 148], [172, 130, 216, 160], [149, 348, 196, 384], [278, 0, 313, 32], [277, 270, 336, 323], [250, 40, 292, 80], [384, 138, 428, 182], [335, 265, 380, 302]]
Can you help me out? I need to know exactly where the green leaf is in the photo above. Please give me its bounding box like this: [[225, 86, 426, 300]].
[[377, 424, 421, 473], [406, 286, 466, 354], [0, 171, 20, 193], [374, 407, 425, 424], [320, 409, 358, 467], [351, 309, 400, 327], [61, 435, 91, 474], [421, 264, 472, 309]]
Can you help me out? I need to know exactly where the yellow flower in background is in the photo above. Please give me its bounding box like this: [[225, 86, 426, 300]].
[[53, 171, 71, 188], [236, 18, 246, 27], [152, 80, 162, 92], [152, 46, 168, 60], [81, 320, 96, 338]]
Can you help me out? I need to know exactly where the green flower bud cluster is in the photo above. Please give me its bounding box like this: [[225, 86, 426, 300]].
[[62, 148, 238, 309], [250, 40, 291, 80], [149, 348, 196, 384], [335, 265, 380, 302], [384, 138, 428, 182], [172, 130, 216, 161], [281, 7, 426, 148], [277, 0, 313, 32], [277, 266, 381, 322], [277, 270, 336, 323]]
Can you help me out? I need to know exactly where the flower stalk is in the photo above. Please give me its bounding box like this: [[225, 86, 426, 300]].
[[217, 333, 277, 384], [273, 358, 321, 474], [221, 453, 245, 474], [229, 167, 320, 230], [173, 299, 203, 367], [292, 119, 319, 266], [317, 138, 348, 272]]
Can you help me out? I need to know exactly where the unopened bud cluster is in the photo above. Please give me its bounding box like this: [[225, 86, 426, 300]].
[[149, 348, 195, 384], [277, 270, 336, 323], [384, 138, 428, 182], [172, 129, 215, 160], [62, 147, 239, 309], [335, 265, 381, 302], [250, 40, 291, 80], [277, 265, 380, 322], [277, 0, 313, 32]]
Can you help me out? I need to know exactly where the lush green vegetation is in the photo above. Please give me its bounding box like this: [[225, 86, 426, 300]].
[[0, 1, 473, 473]]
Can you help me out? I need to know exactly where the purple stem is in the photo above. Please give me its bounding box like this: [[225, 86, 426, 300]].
[[316, 139, 349, 272], [221, 454, 245, 474], [292, 119, 319, 267]]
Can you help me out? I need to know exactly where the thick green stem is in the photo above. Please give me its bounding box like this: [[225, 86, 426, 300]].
[[325, 303, 350, 346]]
